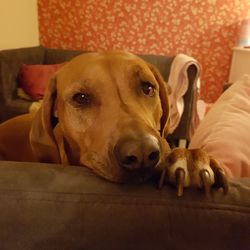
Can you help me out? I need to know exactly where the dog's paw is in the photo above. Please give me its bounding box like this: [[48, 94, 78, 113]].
[[158, 148, 229, 197]]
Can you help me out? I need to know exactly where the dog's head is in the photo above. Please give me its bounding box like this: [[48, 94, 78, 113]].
[[30, 52, 171, 182]]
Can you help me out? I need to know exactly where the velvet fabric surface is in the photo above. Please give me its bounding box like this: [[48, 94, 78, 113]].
[[0, 161, 249, 250]]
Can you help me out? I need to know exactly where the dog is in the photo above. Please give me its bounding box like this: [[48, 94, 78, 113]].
[[0, 52, 228, 196]]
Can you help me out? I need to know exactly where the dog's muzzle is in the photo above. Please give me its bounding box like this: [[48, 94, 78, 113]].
[[114, 134, 160, 170]]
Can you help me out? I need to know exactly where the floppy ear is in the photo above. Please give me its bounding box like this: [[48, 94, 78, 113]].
[[29, 76, 61, 163], [148, 63, 171, 139]]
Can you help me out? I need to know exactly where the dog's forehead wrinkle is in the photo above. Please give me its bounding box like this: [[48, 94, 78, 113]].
[[59, 52, 154, 95]]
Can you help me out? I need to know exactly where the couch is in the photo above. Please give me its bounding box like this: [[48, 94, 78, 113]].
[[0, 47, 249, 249], [0, 161, 249, 250]]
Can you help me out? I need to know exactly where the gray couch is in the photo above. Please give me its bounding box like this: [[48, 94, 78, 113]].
[[0, 161, 249, 250]]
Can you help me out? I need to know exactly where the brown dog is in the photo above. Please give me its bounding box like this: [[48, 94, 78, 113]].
[[0, 52, 228, 195]]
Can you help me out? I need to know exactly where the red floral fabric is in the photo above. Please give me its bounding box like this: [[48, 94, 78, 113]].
[[38, 0, 250, 102]]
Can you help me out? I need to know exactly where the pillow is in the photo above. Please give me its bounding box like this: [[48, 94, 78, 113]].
[[189, 75, 250, 178], [18, 63, 63, 100]]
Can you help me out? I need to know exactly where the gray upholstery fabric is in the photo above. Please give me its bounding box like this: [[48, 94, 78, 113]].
[[0, 161, 249, 250]]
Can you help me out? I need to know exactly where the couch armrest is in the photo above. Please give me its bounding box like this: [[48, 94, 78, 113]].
[[0, 161, 249, 250]]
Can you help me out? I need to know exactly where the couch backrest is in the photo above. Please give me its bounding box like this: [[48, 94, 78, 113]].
[[138, 54, 174, 81], [44, 48, 83, 64]]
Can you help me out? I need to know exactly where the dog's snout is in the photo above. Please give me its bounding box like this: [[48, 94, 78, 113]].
[[115, 135, 160, 170]]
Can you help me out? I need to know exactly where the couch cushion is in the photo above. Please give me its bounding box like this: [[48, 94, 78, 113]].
[[189, 75, 250, 178], [0, 161, 249, 250]]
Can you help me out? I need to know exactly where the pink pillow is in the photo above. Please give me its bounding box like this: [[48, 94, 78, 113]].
[[18, 63, 63, 100], [189, 75, 250, 178]]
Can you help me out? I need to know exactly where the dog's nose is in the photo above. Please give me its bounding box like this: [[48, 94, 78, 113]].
[[115, 135, 160, 170]]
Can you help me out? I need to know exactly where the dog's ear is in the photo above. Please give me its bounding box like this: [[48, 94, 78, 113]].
[[148, 64, 171, 138], [29, 76, 61, 163]]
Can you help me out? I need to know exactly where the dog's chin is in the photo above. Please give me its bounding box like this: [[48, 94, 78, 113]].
[[117, 167, 158, 184], [80, 161, 157, 184], [98, 168, 157, 184]]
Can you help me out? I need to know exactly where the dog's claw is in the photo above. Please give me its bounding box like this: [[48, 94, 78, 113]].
[[157, 149, 229, 197], [200, 170, 212, 196], [175, 168, 185, 197]]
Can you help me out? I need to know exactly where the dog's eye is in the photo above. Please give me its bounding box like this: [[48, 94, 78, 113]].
[[72, 92, 91, 106], [141, 81, 155, 97]]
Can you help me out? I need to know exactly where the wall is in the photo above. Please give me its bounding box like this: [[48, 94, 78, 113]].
[[38, 0, 250, 103], [0, 0, 39, 50]]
